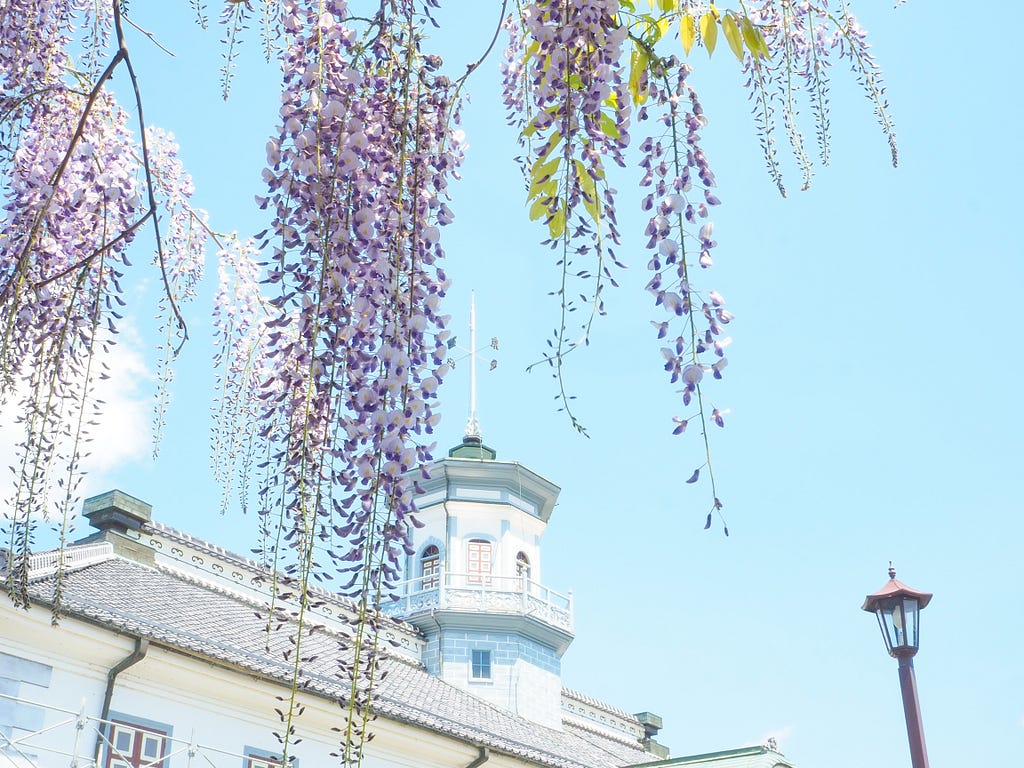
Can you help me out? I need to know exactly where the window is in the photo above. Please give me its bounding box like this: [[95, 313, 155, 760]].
[[245, 750, 285, 768], [516, 551, 531, 582], [467, 540, 492, 585], [420, 545, 440, 590], [471, 649, 492, 680], [106, 721, 168, 768]]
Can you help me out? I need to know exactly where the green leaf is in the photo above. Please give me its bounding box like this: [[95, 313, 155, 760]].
[[722, 13, 743, 61], [700, 12, 717, 56], [528, 168, 559, 199], [548, 206, 566, 239], [528, 157, 560, 201], [529, 198, 548, 222], [629, 46, 649, 105], [740, 16, 770, 58], [680, 14, 697, 56], [739, 16, 765, 59], [523, 107, 558, 138], [536, 130, 563, 162], [600, 112, 621, 140], [656, 15, 671, 40], [659, 0, 675, 12]]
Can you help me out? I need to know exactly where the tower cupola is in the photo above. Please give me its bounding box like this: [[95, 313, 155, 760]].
[[382, 295, 573, 728]]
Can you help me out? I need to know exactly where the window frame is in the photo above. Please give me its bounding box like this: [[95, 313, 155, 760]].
[[244, 747, 289, 768], [515, 551, 531, 580], [420, 544, 440, 590], [104, 717, 170, 768], [466, 539, 492, 585], [470, 649, 492, 680]]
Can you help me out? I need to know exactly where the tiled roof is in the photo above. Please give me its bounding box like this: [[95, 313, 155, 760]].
[[28, 555, 648, 768]]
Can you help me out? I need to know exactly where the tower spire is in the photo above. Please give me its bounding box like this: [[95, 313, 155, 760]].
[[465, 291, 482, 442]]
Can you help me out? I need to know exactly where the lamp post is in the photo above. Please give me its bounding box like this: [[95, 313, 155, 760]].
[[862, 564, 933, 768]]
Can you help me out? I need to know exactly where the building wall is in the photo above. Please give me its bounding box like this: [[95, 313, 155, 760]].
[[0, 607, 543, 768], [434, 629, 562, 729]]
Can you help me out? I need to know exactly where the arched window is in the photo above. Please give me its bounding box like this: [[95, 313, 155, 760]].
[[516, 551, 531, 583], [420, 545, 440, 590], [467, 539, 492, 585]]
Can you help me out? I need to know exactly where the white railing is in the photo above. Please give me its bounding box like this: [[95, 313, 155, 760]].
[[381, 572, 573, 633], [0, 544, 113, 580]]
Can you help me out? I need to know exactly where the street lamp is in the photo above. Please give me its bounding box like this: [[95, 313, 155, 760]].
[[862, 564, 933, 768]]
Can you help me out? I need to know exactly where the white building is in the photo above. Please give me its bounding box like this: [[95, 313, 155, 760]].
[[0, 434, 794, 768]]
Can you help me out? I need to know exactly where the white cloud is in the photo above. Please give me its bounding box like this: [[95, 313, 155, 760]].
[[0, 325, 153, 515]]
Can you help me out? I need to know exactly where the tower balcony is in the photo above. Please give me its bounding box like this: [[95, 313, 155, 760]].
[[382, 571, 574, 636]]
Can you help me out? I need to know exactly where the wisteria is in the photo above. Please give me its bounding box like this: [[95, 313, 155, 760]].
[[211, 233, 269, 517], [636, 57, 729, 528], [2, 0, 901, 763], [147, 128, 209, 452], [740, 0, 897, 194], [1, 85, 141, 598], [0, 0, 205, 605], [504, 0, 630, 433], [241, 0, 461, 760]]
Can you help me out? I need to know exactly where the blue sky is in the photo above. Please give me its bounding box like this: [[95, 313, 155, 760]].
[[20, 2, 1022, 767]]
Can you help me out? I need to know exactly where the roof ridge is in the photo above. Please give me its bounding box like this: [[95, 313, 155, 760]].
[[561, 687, 642, 724], [561, 719, 646, 750], [146, 521, 423, 638]]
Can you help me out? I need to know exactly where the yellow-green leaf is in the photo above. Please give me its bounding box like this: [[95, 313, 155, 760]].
[[722, 13, 743, 61], [529, 198, 547, 222], [659, 0, 675, 12], [600, 112, 621, 140], [743, 17, 770, 58], [528, 158, 560, 200], [575, 160, 594, 195], [700, 12, 717, 56], [536, 130, 563, 163], [739, 16, 762, 59], [548, 207, 566, 239], [629, 46, 649, 105], [680, 14, 697, 56], [656, 15, 671, 40]]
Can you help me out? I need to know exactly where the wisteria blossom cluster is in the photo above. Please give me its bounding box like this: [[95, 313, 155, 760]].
[[0, 85, 141, 598], [739, 0, 897, 194], [148, 128, 209, 450], [1, 0, 206, 603], [211, 233, 269, 516], [503, 0, 630, 431], [637, 59, 729, 525], [239, 0, 461, 759]]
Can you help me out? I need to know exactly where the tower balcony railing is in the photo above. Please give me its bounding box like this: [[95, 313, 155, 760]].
[[381, 572, 573, 633]]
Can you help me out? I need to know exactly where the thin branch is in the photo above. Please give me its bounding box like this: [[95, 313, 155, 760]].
[[31, 210, 154, 290], [113, 0, 190, 353], [121, 13, 177, 57]]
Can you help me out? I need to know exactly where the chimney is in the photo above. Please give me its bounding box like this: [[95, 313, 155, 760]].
[[80, 491, 155, 564], [84, 490, 152, 533], [635, 712, 669, 759]]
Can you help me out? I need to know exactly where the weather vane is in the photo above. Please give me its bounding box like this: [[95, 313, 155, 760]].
[[446, 291, 498, 442]]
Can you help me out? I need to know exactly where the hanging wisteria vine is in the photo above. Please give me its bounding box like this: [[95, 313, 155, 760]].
[[1, 0, 899, 762]]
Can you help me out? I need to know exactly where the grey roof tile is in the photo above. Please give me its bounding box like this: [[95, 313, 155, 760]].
[[31, 558, 648, 768]]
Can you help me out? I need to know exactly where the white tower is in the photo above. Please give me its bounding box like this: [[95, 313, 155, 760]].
[[382, 299, 573, 729]]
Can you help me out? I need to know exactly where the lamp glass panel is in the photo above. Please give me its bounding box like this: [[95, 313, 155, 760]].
[[902, 596, 920, 649], [876, 602, 897, 654]]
